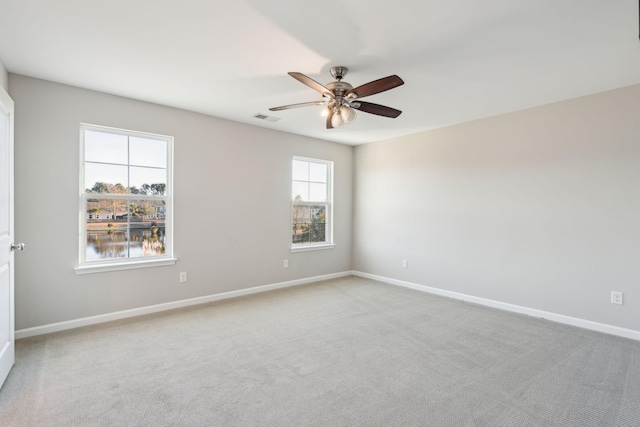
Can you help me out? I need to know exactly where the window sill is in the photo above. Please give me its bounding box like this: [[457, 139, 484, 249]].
[[290, 244, 336, 253], [74, 257, 177, 275]]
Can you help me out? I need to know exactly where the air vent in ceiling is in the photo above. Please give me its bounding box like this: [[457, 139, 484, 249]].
[[253, 114, 280, 122]]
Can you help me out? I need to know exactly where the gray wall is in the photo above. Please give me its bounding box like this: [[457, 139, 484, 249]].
[[10, 74, 353, 330], [10, 71, 640, 334], [353, 84, 640, 332]]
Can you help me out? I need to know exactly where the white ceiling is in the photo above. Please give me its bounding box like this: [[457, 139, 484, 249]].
[[1, 0, 639, 145]]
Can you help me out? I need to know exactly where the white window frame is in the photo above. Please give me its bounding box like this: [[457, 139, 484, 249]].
[[75, 124, 176, 274], [291, 156, 335, 252]]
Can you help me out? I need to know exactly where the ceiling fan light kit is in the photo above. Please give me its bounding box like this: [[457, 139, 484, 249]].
[[270, 66, 404, 129], [331, 106, 355, 128], [340, 105, 357, 123]]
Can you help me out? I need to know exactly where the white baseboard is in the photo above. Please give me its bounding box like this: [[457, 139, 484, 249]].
[[352, 271, 640, 342], [18, 270, 639, 342], [15, 271, 352, 339]]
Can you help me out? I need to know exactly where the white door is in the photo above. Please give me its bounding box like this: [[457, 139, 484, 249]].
[[0, 86, 16, 389]]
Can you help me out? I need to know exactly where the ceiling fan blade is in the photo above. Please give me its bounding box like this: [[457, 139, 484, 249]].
[[269, 101, 327, 111], [354, 101, 402, 118], [346, 75, 404, 99], [326, 109, 334, 129], [289, 72, 335, 98]]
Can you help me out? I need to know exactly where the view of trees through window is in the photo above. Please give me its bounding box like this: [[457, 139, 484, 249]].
[[292, 158, 331, 246], [292, 196, 327, 244], [81, 126, 171, 262]]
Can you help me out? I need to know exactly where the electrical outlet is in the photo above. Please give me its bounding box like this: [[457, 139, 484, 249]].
[[283, 259, 289, 268], [179, 272, 188, 283], [611, 291, 623, 305], [402, 259, 408, 268]]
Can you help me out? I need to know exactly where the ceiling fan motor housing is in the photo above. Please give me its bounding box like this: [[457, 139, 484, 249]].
[[326, 81, 353, 97]]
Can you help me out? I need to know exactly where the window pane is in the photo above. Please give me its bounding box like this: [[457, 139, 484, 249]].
[[128, 199, 166, 222], [129, 137, 167, 168], [130, 167, 167, 194], [85, 163, 128, 193], [292, 221, 309, 244], [292, 181, 308, 201], [309, 162, 327, 183], [85, 198, 129, 261], [86, 198, 128, 221], [85, 228, 130, 261], [292, 160, 309, 181], [309, 204, 326, 243], [292, 202, 309, 224], [310, 205, 326, 223], [309, 223, 326, 242], [127, 227, 166, 259], [127, 199, 166, 258], [309, 183, 327, 202], [84, 130, 128, 164]]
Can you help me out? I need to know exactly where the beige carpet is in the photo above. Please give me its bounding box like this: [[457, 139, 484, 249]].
[[0, 276, 639, 426]]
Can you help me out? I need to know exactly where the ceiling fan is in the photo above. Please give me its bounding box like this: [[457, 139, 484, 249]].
[[269, 66, 404, 129]]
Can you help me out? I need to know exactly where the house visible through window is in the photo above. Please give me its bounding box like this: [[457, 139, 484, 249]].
[[292, 157, 333, 250], [78, 124, 174, 271]]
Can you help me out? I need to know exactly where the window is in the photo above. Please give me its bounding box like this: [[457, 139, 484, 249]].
[[76, 124, 175, 273], [291, 157, 333, 250]]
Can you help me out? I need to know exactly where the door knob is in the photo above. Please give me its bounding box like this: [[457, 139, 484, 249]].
[[10, 243, 25, 251]]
